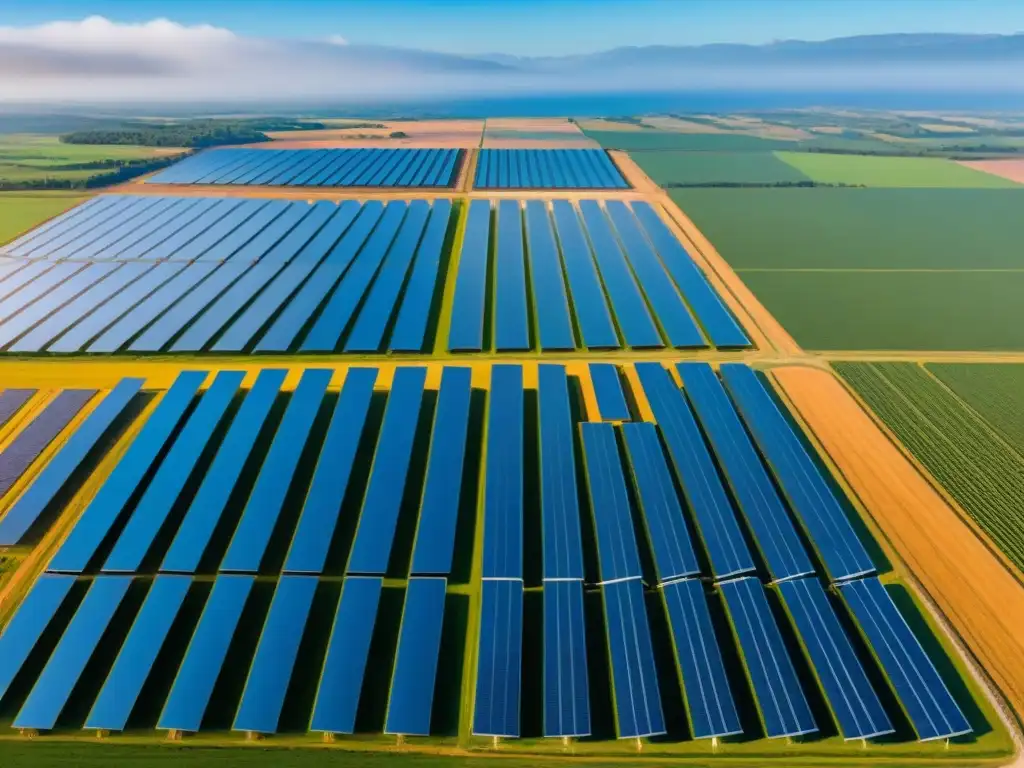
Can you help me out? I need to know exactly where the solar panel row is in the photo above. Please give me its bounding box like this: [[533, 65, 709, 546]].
[[474, 149, 628, 189], [148, 148, 462, 188], [0, 196, 453, 354]]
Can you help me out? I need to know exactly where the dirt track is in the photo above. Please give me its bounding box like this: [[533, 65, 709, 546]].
[[774, 365, 1024, 720]]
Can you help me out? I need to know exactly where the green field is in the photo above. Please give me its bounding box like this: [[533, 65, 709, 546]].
[[0, 193, 89, 245], [926, 363, 1024, 455], [0, 134, 185, 186], [583, 129, 795, 152], [835, 362, 1024, 572], [632, 151, 809, 185], [776, 152, 1021, 188]]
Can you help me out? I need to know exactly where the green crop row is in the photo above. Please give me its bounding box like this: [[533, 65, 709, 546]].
[[835, 362, 1024, 572], [926, 364, 1024, 456]]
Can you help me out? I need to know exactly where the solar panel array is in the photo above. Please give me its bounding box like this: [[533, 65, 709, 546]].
[[0, 362, 972, 744], [474, 149, 628, 189], [147, 148, 463, 188], [0, 194, 749, 354]]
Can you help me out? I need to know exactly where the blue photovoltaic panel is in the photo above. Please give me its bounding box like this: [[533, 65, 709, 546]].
[[0, 263, 108, 347], [410, 367, 472, 576], [161, 369, 286, 573], [580, 423, 642, 583], [0, 389, 96, 498], [635, 363, 755, 580], [631, 202, 750, 348], [300, 201, 411, 352], [85, 575, 191, 731], [346, 367, 426, 575], [578, 201, 662, 349], [838, 577, 971, 741], [255, 201, 385, 352], [344, 201, 432, 352], [538, 365, 584, 580], [233, 576, 318, 734], [543, 580, 591, 738], [474, 150, 627, 190], [0, 574, 76, 703], [494, 201, 530, 351], [661, 579, 741, 739], [1, 197, 109, 254], [285, 367, 377, 574], [525, 201, 574, 351], [550, 200, 618, 349], [718, 577, 817, 739], [589, 363, 631, 421], [385, 577, 447, 736], [603, 578, 665, 739], [0, 379, 142, 546], [47, 370, 208, 574], [620, 423, 700, 583], [220, 369, 331, 573], [777, 578, 893, 740], [389, 199, 453, 352], [13, 576, 132, 731], [677, 363, 814, 583], [605, 201, 705, 349], [482, 365, 524, 579], [718, 364, 875, 582], [448, 200, 491, 352], [310, 576, 383, 734], [0, 388, 35, 428], [158, 575, 254, 732], [473, 579, 524, 738], [102, 371, 244, 573]]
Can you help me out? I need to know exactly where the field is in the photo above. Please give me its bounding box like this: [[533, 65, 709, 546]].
[[927, 363, 1024, 452], [0, 135, 185, 186], [582, 130, 796, 152], [0, 193, 89, 246], [631, 151, 809, 185], [958, 159, 1024, 183], [774, 153, 1021, 188], [834, 362, 1024, 572]]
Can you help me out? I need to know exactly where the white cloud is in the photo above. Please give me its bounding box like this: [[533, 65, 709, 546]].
[[327, 35, 348, 46], [0, 15, 235, 51]]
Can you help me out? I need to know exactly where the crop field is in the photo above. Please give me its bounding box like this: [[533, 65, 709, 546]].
[[926, 363, 1024, 452], [0, 361, 1005, 767], [0, 193, 89, 247], [0, 135, 185, 186], [582, 130, 796, 152], [630, 151, 810, 186], [774, 153, 1021, 188], [834, 362, 1024, 572]]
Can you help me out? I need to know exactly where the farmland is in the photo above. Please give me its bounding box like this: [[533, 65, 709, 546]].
[[631, 151, 810, 186], [582, 129, 795, 152], [0, 193, 88, 246], [775, 153, 1020, 188], [927, 363, 1024, 452]]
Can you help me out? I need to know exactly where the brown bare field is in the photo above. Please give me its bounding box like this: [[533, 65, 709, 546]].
[[640, 116, 727, 133], [262, 119, 484, 148], [810, 126, 846, 134], [958, 159, 1024, 184], [773, 365, 1024, 720], [482, 137, 598, 148], [575, 118, 650, 132], [266, 128, 392, 141], [920, 122, 977, 133], [485, 117, 583, 133]]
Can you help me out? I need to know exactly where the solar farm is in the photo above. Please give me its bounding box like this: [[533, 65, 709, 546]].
[[0, 142, 1015, 767]]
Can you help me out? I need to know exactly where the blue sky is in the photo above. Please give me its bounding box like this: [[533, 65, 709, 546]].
[[8, 0, 1024, 55]]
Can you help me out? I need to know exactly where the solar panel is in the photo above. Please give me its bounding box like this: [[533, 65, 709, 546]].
[[580, 422, 643, 583], [525, 201, 575, 351], [0, 380, 142, 546], [0, 389, 95, 498], [578, 201, 662, 349], [389, 199, 453, 352], [838, 577, 971, 741], [493, 201, 530, 351], [473, 579, 524, 737], [310, 576, 383, 734], [0, 388, 35, 428], [719, 364, 875, 582], [409, 366, 472, 576], [158, 574, 254, 732], [346, 367, 426, 575], [161, 369, 286, 573], [2, 197, 111, 255], [385, 577, 447, 736], [14, 575, 132, 731], [718, 577, 817, 738], [220, 369, 331, 573], [85, 575, 192, 731], [102, 371, 244, 573], [635, 363, 755, 580], [589, 363, 631, 421], [543, 580, 591, 738], [474, 150, 626, 189], [482, 365, 524, 579], [777, 578, 893, 740], [284, 367, 378, 574], [603, 578, 665, 739], [550, 200, 619, 349], [677, 363, 814, 583], [620, 422, 700, 583], [233, 576, 318, 734], [448, 200, 491, 352], [630, 202, 750, 348], [47, 370, 208, 574], [0, 574, 76, 703]]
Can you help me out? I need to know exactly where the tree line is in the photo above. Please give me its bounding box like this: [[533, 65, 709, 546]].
[[60, 118, 327, 149]]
